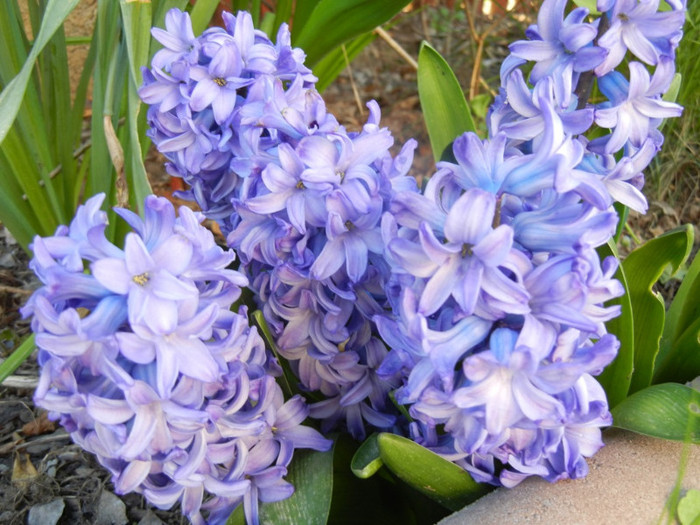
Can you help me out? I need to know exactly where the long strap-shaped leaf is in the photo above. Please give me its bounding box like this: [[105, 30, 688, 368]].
[[0, 0, 80, 145], [597, 240, 635, 408], [226, 447, 335, 525], [612, 383, 700, 443], [622, 225, 693, 394], [293, 0, 411, 67], [417, 42, 476, 163], [377, 433, 490, 511]]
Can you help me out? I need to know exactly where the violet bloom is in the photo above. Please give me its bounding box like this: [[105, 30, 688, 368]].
[[594, 58, 683, 153], [24, 193, 330, 525], [509, 0, 607, 102], [189, 42, 252, 124], [595, 0, 686, 76], [151, 7, 198, 70], [389, 188, 529, 317]]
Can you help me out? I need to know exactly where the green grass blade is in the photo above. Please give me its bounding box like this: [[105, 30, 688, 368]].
[[87, 0, 121, 214], [418, 41, 476, 163], [0, 0, 80, 145], [0, 334, 36, 385]]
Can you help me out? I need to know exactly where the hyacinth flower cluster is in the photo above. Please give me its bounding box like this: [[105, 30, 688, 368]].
[[136, 0, 687, 499], [141, 8, 423, 440], [377, 0, 685, 486], [21, 194, 331, 525]]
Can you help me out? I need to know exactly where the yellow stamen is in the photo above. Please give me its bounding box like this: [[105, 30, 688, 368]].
[[132, 272, 150, 286]]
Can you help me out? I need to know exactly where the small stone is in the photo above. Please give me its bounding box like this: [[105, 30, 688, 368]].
[[27, 498, 65, 525], [94, 491, 128, 525], [138, 509, 165, 525]]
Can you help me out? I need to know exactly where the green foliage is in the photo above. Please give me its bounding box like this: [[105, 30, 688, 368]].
[[417, 41, 476, 163], [620, 225, 693, 394], [292, 0, 412, 68], [350, 433, 383, 479], [0, 0, 81, 249], [375, 433, 491, 511], [655, 242, 700, 384], [0, 333, 35, 384], [678, 489, 700, 525], [227, 446, 335, 525], [611, 383, 700, 443], [597, 240, 635, 408]]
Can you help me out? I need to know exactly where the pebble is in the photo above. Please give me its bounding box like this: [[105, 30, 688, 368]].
[[27, 498, 65, 525], [94, 491, 128, 525], [138, 509, 166, 525]]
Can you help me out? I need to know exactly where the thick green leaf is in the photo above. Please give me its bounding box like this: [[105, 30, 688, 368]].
[[611, 383, 700, 443], [293, 0, 411, 66], [188, 0, 220, 35], [292, 0, 322, 36], [622, 225, 693, 394], [273, 0, 294, 37], [597, 240, 635, 407], [260, 447, 334, 525], [417, 41, 476, 163], [377, 433, 490, 511], [332, 433, 451, 525], [226, 446, 334, 525], [572, 0, 600, 14], [0, 0, 80, 145], [120, 0, 155, 212], [0, 334, 35, 385], [678, 489, 700, 525], [314, 33, 376, 93], [655, 316, 700, 384], [656, 237, 700, 382], [350, 433, 383, 479]]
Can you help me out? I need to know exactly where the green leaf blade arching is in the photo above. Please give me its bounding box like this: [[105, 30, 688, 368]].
[[260, 447, 334, 525], [350, 433, 383, 479], [611, 383, 700, 443], [313, 33, 376, 93], [377, 433, 490, 511], [188, 0, 220, 36], [417, 41, 476, 163], [293, 0, 411, 67], [621, 225, 693, 394], [0, 0, 80, 145], [656, 236, 700, 383], [597, 240, 635, 408]]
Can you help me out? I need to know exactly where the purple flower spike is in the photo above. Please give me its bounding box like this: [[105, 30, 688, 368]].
[[24, 193, 329, 524]]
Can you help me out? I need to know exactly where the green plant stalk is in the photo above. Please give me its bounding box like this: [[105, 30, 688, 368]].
[[0, 334, 36, 385]]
